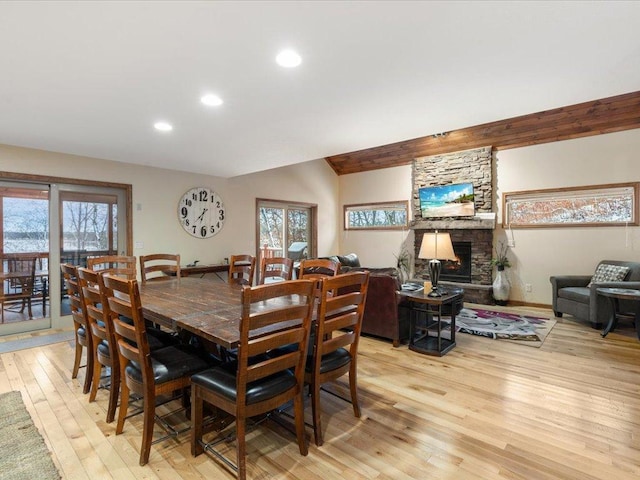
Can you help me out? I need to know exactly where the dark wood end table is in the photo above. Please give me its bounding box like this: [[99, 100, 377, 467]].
[[398, 287, 464, 356], [596, 287, 640, 339]]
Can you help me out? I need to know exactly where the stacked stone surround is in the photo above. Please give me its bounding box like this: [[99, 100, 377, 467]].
[[410, 146, 494, 304]]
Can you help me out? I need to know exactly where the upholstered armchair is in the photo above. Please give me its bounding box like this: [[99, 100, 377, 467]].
[[550, 260, 640, 329]]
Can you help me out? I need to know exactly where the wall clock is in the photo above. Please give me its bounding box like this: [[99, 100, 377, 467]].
[[178, 187, 225, 238]]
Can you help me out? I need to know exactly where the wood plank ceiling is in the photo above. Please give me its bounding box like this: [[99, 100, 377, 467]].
[[325, 90, 640, 176]]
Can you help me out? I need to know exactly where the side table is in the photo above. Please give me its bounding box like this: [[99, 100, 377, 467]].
[[596, 287, 640, 339], [397, 287, 464, 356]]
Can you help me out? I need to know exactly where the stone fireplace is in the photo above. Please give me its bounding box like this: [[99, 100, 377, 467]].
[[411, 146, 495, 304]]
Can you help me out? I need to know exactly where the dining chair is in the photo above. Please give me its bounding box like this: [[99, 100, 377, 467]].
[[77, 267, 121, 423], [298, 258, 340, 299], [2, 256, 37, 322], [258, 256, 293, 285], [190, 279, 316, 480], [60, 263, 93, 394], [87, 255, 137, 279], [228, 254, 256, 286], [101, 273, 213, 466], [140, 253, 181, 282], [305, 271, 370, 446]]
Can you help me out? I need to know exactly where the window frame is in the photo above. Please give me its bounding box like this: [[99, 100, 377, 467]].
[[343, 200, 409, 231]]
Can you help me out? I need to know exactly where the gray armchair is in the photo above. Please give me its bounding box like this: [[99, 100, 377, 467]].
[[550, 260, 640, 329]]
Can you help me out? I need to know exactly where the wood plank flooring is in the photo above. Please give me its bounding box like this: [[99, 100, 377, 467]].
[[1, 305, 639, 479]]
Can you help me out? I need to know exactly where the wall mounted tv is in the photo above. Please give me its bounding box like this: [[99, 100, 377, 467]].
[[419, 183, 475, 218]]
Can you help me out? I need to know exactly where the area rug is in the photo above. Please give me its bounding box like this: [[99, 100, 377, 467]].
[[453, 307, 556, 348], [0, 331, 75, 354], [0, 391, 61, 480]]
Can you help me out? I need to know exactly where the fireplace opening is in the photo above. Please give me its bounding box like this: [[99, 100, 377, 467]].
[[440, 241, 472, 283]]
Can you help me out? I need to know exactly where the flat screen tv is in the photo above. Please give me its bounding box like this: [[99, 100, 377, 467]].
[[419, 183, 475, 218]]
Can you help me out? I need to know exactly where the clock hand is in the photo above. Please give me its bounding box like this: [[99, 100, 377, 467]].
[[196, 208, 208, 223]]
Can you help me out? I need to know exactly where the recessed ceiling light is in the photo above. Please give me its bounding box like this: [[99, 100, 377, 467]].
[[276, 49, 302, 68], [201, 94, 223, 106], [154, 121, 173, 132]]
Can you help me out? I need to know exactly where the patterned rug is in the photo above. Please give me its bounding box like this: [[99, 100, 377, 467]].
[[0, 391, 61, 479], [453, 307, 556, 348]]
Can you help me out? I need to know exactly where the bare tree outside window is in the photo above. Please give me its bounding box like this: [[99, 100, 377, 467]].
[[344, 201, 409, 230]]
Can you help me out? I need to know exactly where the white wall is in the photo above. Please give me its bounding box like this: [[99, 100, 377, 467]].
[[0, 144, 339, 327], [3, 127, 640, 312], [338, 129, 640, 306], [339, 165, 414, 268], [495, 129, 640, 304]]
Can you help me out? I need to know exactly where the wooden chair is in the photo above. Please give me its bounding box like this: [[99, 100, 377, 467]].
[[191, 280, 315, 480], [87, 255, 137, 280], [60, 263, 93, 394], [140, 253, 181, 282], [298, 258, 340, 299], [305, 271, 370, 446], [258, 256, 293, 285], [228, 254, 256, 286], [2, 256, 37, 322], [101, 273, 212, 466], [78, 267, 124, 423]]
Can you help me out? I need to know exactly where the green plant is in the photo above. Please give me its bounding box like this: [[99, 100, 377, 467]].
[[394, 247, 412, 280], [491, 241, 511, 269]]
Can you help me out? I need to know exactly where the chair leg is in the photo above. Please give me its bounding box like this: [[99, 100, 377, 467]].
[[139, 392, 156, 466], [191, 385, 204, 456], [89, 358, 102, 402], [236, 414, 247, 480], [310, 381, 323, 446], [349, 364, 360, 418], [72, 333, 82, 379], [106, 365, 120, 424], [293, 390, 308, 456], [27, 298, 33, 319], [82, 345, 93, 395], [116, 378, 130, 435]]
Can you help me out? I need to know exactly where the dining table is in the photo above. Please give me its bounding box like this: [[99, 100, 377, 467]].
[[139, 277, 309, 350]]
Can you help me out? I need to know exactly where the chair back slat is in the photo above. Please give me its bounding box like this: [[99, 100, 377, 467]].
[[259, 257, 294, 284], [140, 253, 180, 282], [87, 255, 137, 280], [314, 271, 369, 361], [236, 280, 314, 403], [61, 263, 87, 328], [228, 254, 256, 286], [102, 273, 152, 379]]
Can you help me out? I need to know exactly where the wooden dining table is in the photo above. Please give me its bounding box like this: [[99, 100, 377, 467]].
[[139, 277, 308, 350]]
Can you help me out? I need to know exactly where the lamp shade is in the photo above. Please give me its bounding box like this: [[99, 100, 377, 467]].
[[418, 231, 456, 260]]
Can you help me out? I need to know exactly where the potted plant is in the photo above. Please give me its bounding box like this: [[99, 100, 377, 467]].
[[491, 241, 511, 305], [395, 247, 412, 285], [491, 241, 511, 271]]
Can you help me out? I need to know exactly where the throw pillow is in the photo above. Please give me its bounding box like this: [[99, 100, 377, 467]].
[[588, 264, 630, 286]]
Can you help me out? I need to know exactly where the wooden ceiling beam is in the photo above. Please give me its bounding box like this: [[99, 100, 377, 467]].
[[325, 90, 640, 175]]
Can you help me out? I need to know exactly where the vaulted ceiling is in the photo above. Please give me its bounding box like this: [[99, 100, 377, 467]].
[[1, 1, 639, 178]]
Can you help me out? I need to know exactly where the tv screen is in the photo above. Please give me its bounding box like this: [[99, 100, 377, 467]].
[[419, 183, 475, 218]]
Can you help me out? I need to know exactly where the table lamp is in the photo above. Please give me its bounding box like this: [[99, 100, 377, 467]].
[[418, 230, 456, 297]]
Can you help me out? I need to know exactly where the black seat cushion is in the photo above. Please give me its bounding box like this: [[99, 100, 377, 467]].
[[96, 340, 110, 357], [77, 326, 86, 338], [125, 344, 213, 385], [306, 347, 351, 374], [191, 358, 296, 405]]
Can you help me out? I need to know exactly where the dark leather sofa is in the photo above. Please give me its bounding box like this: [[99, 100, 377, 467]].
[[321, 254, 410, 347], [550, 259, 640, 328]]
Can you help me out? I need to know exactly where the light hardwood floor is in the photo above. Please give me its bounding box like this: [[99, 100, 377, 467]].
[[1, 305, 639, 480]]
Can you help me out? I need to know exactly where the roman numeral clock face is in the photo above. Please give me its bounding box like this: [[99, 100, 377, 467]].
[[178, 187, 225, 238]]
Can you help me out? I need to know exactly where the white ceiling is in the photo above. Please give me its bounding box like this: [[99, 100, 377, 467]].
[[1, 1, 639, 178]]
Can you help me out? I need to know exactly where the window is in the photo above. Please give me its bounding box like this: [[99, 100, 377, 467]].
[[344, 201, 409, 230], [256, 199, 317, 263]]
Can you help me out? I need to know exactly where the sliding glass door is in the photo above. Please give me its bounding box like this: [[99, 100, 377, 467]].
[[0, 176, 130, 336], [256, 199, 317, 266]]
